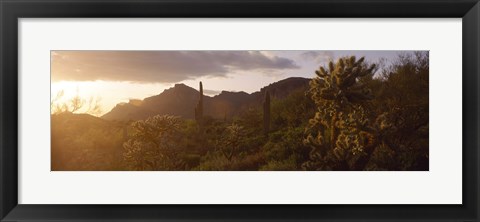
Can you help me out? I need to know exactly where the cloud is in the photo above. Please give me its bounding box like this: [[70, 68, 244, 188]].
[[51, 51, 299, 83], [300, 51, 334, 64]]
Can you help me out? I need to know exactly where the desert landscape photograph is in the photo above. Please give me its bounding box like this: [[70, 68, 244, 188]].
[[51, 50, 429, 171]]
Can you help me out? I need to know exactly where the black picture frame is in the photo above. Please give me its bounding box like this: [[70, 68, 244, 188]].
[[1, 0, 479, 221]]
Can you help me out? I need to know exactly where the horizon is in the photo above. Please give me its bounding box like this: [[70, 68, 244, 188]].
[[51, 50, 415, 115]]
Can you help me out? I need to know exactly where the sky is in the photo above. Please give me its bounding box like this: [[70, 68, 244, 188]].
[[51, 50, 415, 115]]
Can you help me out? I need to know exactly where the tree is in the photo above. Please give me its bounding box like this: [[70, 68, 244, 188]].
[[85, 96, 102, 116], [70, 94, 85, 113], [51, 89, 102, 116], [303, 56, 378, 170], [367, 52, 429, 170], [123, 115, 185, 170]]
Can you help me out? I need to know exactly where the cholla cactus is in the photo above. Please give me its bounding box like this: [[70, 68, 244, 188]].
[[123, 115, 183, 170], [303, 56, 377, 170], [215, 123, 246, 161]]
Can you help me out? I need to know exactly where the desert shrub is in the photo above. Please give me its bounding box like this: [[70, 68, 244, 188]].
[[123, 115, 185, 170], [270, 88, 314, 129], [260, 155, 297, 171], [260, 127, 310, 170], [196, 151, 265, 171], [194, 151, 231, 170]]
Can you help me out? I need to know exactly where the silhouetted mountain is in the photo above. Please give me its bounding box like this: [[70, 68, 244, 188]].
[[53, 112, 114, 129], [254, 77, 312, 100], [51, 112, 125, 171], [102, 77, 311, 121], [102, 83, 199, 120]]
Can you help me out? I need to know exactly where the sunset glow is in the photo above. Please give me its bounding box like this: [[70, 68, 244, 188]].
[[51, 50, 405, 115]]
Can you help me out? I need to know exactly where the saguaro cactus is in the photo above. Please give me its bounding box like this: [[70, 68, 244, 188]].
[[263, 90, 271, 135], [194, 81, 204, 130]]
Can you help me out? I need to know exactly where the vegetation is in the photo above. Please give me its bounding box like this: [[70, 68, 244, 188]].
[[51, 53, 428, 171], [51, 90, 102, 116]]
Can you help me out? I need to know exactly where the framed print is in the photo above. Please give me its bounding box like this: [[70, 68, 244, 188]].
[[1, 0, 479, 221]]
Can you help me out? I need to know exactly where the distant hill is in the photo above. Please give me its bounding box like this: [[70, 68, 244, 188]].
[[253, 77, 313, 100], [51, 112, 125, 171], [102, 77, 311, 121], [52, 112, 114, 129]]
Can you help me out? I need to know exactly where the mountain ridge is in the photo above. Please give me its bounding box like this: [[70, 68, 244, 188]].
[[101, 77, 311, 121]]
